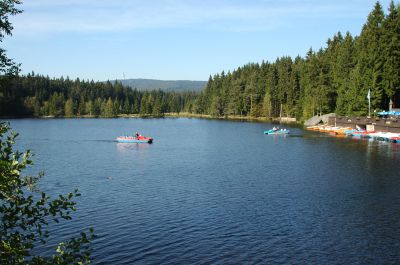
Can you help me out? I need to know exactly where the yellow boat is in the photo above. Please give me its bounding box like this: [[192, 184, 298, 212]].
[[334, 127, 353, 135], [319, 126, 335, 132], [306, 125, 321, 131]]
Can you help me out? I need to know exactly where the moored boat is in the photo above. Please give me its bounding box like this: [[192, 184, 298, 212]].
[[351, 131, 373, 138], [318, 126, 329, 132], [334, 127, 353, 135], [390, 136, 400, 143], [305, 124, 400, 144], [116, 135, 153, 143], [344, 129, 359, 136], [306, 125, 321, 131], [369, 132, 400, 142]]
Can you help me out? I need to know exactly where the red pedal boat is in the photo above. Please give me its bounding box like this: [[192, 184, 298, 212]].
[[116, 135, 153, 143]]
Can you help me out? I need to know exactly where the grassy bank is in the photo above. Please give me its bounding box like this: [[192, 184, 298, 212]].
[[165, 112, 299, 124], [1, 112, 300, 125]]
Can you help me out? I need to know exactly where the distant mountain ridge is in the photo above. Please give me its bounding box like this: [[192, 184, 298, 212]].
[[112, 78, 207, 92]]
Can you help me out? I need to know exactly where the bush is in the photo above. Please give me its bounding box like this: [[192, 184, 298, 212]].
[[0, 122, 94, 264]]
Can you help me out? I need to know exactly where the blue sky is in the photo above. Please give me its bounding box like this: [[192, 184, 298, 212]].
[[3, 0, 394, 81]]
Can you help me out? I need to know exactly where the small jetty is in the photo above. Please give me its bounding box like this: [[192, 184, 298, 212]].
[[305, 110, 400, 143], [306, 123, 400, 143], [328, 116, 400, 133]]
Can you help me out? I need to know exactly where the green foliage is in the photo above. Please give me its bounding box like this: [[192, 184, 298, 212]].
[[64, 98, 74, 117], [0, 0, 21, 76], [192, 1, 400, 119], [333, 32, 357, 116], [382, 1, 400, 105], [104, 97, 115, 117], [262, 90, 272, 117], [0, 122, 94, 264], [354, 1, 385, 113], [1, 1, 400, 120], [0, 0, 22, 117], [0, 8, 95, 261], [0, 75, 198, 117], [48, 93, 65, 117]]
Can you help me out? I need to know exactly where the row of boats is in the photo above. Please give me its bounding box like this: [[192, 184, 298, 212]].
[[306, 125, 400, 143]]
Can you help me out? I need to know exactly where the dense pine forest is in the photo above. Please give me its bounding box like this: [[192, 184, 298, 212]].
[[0, 74, 197, 117], [194, 1, 400, 120], [1, 1, 399, 120]]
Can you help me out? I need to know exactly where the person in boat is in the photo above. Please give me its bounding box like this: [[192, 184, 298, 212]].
[[135, 132, 140, 139], [272, 126, 277, 131]]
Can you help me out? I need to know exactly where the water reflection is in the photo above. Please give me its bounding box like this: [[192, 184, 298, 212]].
[[267, 134, 289, 141], [297, 130, 400, 160], [116, 142, 151, 153], [341, 135, 400, 158], [6, 118, 400, 264]]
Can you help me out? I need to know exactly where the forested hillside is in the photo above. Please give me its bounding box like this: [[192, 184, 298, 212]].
[[115, 79, 207, 92], [1, 2, 399, 120], [193, 1, 400, 120], [0, 74, 197, 117]]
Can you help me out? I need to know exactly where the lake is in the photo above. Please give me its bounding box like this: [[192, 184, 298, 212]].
[[6, 118, 400, 264]]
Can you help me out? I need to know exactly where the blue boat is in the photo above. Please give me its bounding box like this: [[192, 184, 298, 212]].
[[344, 129, 357, 136], [264, 129, 290, 135]]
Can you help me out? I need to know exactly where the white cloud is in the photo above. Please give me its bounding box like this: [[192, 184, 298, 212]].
[[12, 0, 372, 34]]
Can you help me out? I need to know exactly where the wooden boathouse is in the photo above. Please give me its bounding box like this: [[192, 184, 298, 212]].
[[328, 116, 400, 133]]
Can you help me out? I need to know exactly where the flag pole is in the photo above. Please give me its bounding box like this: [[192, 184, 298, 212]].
[[369, 96, 371, 117], [367, 89, 371, 117]]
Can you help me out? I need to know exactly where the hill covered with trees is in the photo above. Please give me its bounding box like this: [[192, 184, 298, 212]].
[[0, 74, 197, 117], [114, 79, 207, 92], [192, 1, 400, 120], [1, 1, 399, 120]]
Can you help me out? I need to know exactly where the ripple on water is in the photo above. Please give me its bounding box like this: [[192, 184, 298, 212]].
[[7, 118, 400, 264]]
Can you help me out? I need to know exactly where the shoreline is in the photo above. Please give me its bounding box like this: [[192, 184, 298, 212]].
[[0, 112, 300, 125]]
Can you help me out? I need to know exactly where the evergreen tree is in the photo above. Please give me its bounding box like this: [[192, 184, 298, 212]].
[[123, 97, 130, 114], [1, 1, 399, 120], [300, 49, 319, 118], [64, 98, 74, 117], [104, 97, 115, 117], [382, 1, 400, 107], [93, 98, 102, 116], [0, 0, 21, 76], [355, 1, 385, 113], [85, 100, 94, 116], [262, 90, 272, 118], [334, 32, 356, 115], [78, 96, 86, 115], [0, 0, 21, 116]]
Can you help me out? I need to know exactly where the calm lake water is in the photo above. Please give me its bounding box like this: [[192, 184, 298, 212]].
[[6, 118, 400, 264]]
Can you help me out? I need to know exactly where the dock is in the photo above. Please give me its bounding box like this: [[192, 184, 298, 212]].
[[328, 117, 400, 133]]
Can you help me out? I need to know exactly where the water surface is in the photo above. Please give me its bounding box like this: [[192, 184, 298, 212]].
[[7, 118, 400, 264]]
